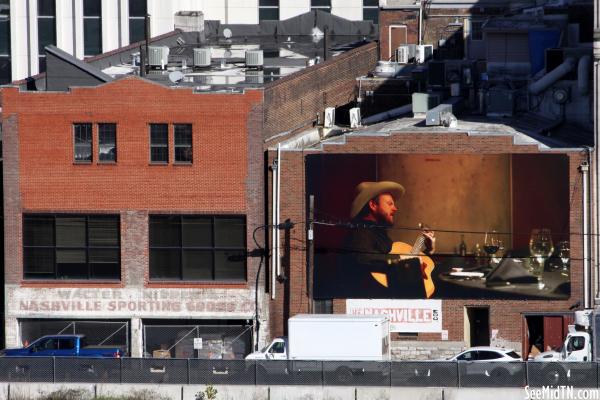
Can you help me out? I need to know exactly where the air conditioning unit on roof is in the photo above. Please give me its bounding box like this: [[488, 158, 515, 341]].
[[396, 46, 410, 64], [416, 44, 433, 63], [193, 48, 211, 68], [324, 107, 335, 128], [148, 46, 170, 69], [349, 107, 361, 128], [246, 50, 264, 68]]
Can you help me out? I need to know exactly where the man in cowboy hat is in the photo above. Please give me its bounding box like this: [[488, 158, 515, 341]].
[[341, 181, 435, 297]]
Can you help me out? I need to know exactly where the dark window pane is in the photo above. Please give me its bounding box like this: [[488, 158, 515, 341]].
[[259, 0, 278, 6], [83, 0, 101, 16], [150, 124, 168, 163], [175, 147, 192, 163], [24, 248, 54, 274], [99, 123, 116, 162], [0, 19, 10, 55], [128, 0, 146, 17], [149, 216, 181, 247], [214, 217, 245, 247], [38, 0, 55, 16], [129, 18, 145, 43], [0, 56, 10, 85], [89, 248, 119, 263], [74, 123, 92, 162], [150, 124, 168, 143], [56, 249, 87, 279], [84, 18, 102, 56], [174, 124, 192, 145], [311, 0, 331, 6], [24, 216, 54, 246], [150, 249, 181, 279], [182, 217, 212, 247], [363, 8, 378, 23], [91, 262, 120, 279], [214, 250, 246, 280], [363, 0, 378, 6], [88, 217, 119, 247], [38, 18, 56, 54], [38, 56, 47, 73], [182, 250, 213, 280], [56, 217, 86, 247], [23, 214, 120, 281], [151, 147, 168, 163], [259, 8, 279, 21]]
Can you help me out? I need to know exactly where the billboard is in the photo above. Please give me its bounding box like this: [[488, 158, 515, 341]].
[[308, 153, 570, 300]]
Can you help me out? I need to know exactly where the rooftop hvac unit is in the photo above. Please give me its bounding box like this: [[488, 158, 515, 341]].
[[245, 70, 264, 84], [324, 107, 335, 128], [193, 48, 211, 68], [412, 92, 441, 116], [395, 46, 410, 64], [148, 46, 170, 69], [349, 107, 361, 128], [245, 50, 264, 68], [416, 45, 433, 63]]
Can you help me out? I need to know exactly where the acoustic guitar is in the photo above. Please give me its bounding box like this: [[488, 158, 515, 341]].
[[370, 232, 436, 298]]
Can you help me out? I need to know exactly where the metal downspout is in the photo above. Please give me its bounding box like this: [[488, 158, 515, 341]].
[[582, 161, 592, 308]]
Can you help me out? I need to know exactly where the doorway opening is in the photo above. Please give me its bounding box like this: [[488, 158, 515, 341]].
[[465, 306, 490, 347]]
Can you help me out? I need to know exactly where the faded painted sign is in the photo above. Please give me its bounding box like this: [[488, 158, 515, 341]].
[[8, 287, 255, 318]]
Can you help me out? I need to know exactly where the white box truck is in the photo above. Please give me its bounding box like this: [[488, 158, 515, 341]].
[[247, 314, 390, 361], [246, 314, 390, 383]]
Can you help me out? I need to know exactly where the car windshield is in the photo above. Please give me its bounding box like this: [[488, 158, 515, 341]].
[[506, 351, 520, 359]]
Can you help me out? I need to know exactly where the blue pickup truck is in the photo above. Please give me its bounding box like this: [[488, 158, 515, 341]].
[[2, 334, 124, 358]]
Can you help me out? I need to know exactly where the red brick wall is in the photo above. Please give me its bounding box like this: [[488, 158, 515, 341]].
[[263, 42, 379, 141], [2, 78, 261, 211], [270, 131, 585, 343], [1, 77, 264, 286]]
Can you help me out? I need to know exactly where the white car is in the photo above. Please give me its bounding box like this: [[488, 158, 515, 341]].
[[448, 346, 522, 362], [447, 347, 523, 382]]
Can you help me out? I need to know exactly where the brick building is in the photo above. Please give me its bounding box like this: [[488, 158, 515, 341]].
[[263, 0, 594, 360], [0, 12, 379, 356]]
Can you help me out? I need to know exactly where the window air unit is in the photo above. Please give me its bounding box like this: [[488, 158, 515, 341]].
[[245, 50, 264, 68], [349, 107, 361, 128], [324, 107, 335, 128], [395, 46, 410, 64], [148, 46, 170, 69], [193, 48, 212, 68], [416, 45, 433, 63]]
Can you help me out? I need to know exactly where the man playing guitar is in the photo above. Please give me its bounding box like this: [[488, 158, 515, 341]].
[[343, 181, 436, 298]]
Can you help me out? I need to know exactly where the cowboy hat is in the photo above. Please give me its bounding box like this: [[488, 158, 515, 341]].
[[350, 181, 405, 219]]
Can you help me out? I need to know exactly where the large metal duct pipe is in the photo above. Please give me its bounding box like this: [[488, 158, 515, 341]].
[[361, 104, 413, 125], [529, 57, 577, 95], [578, 54, 592, 95]]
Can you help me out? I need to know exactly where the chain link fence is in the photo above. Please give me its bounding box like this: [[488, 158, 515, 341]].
[[143, 324, 251, 359], [20, 320, 129, 353], [2, 359, 600, 387]]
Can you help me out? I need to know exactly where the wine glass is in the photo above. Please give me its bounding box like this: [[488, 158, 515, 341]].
[[529, 229, 554, 289], [557, 241, 570, 275], [484, 230, 500, 268]]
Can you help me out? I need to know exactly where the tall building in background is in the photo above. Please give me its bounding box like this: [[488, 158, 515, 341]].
[[0, 0, 378, 82]]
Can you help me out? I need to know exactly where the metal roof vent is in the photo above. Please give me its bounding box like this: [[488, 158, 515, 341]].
[[148, 46, 170, 69], [193, 48, 211, 68], [245, 50, 264, 68]]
